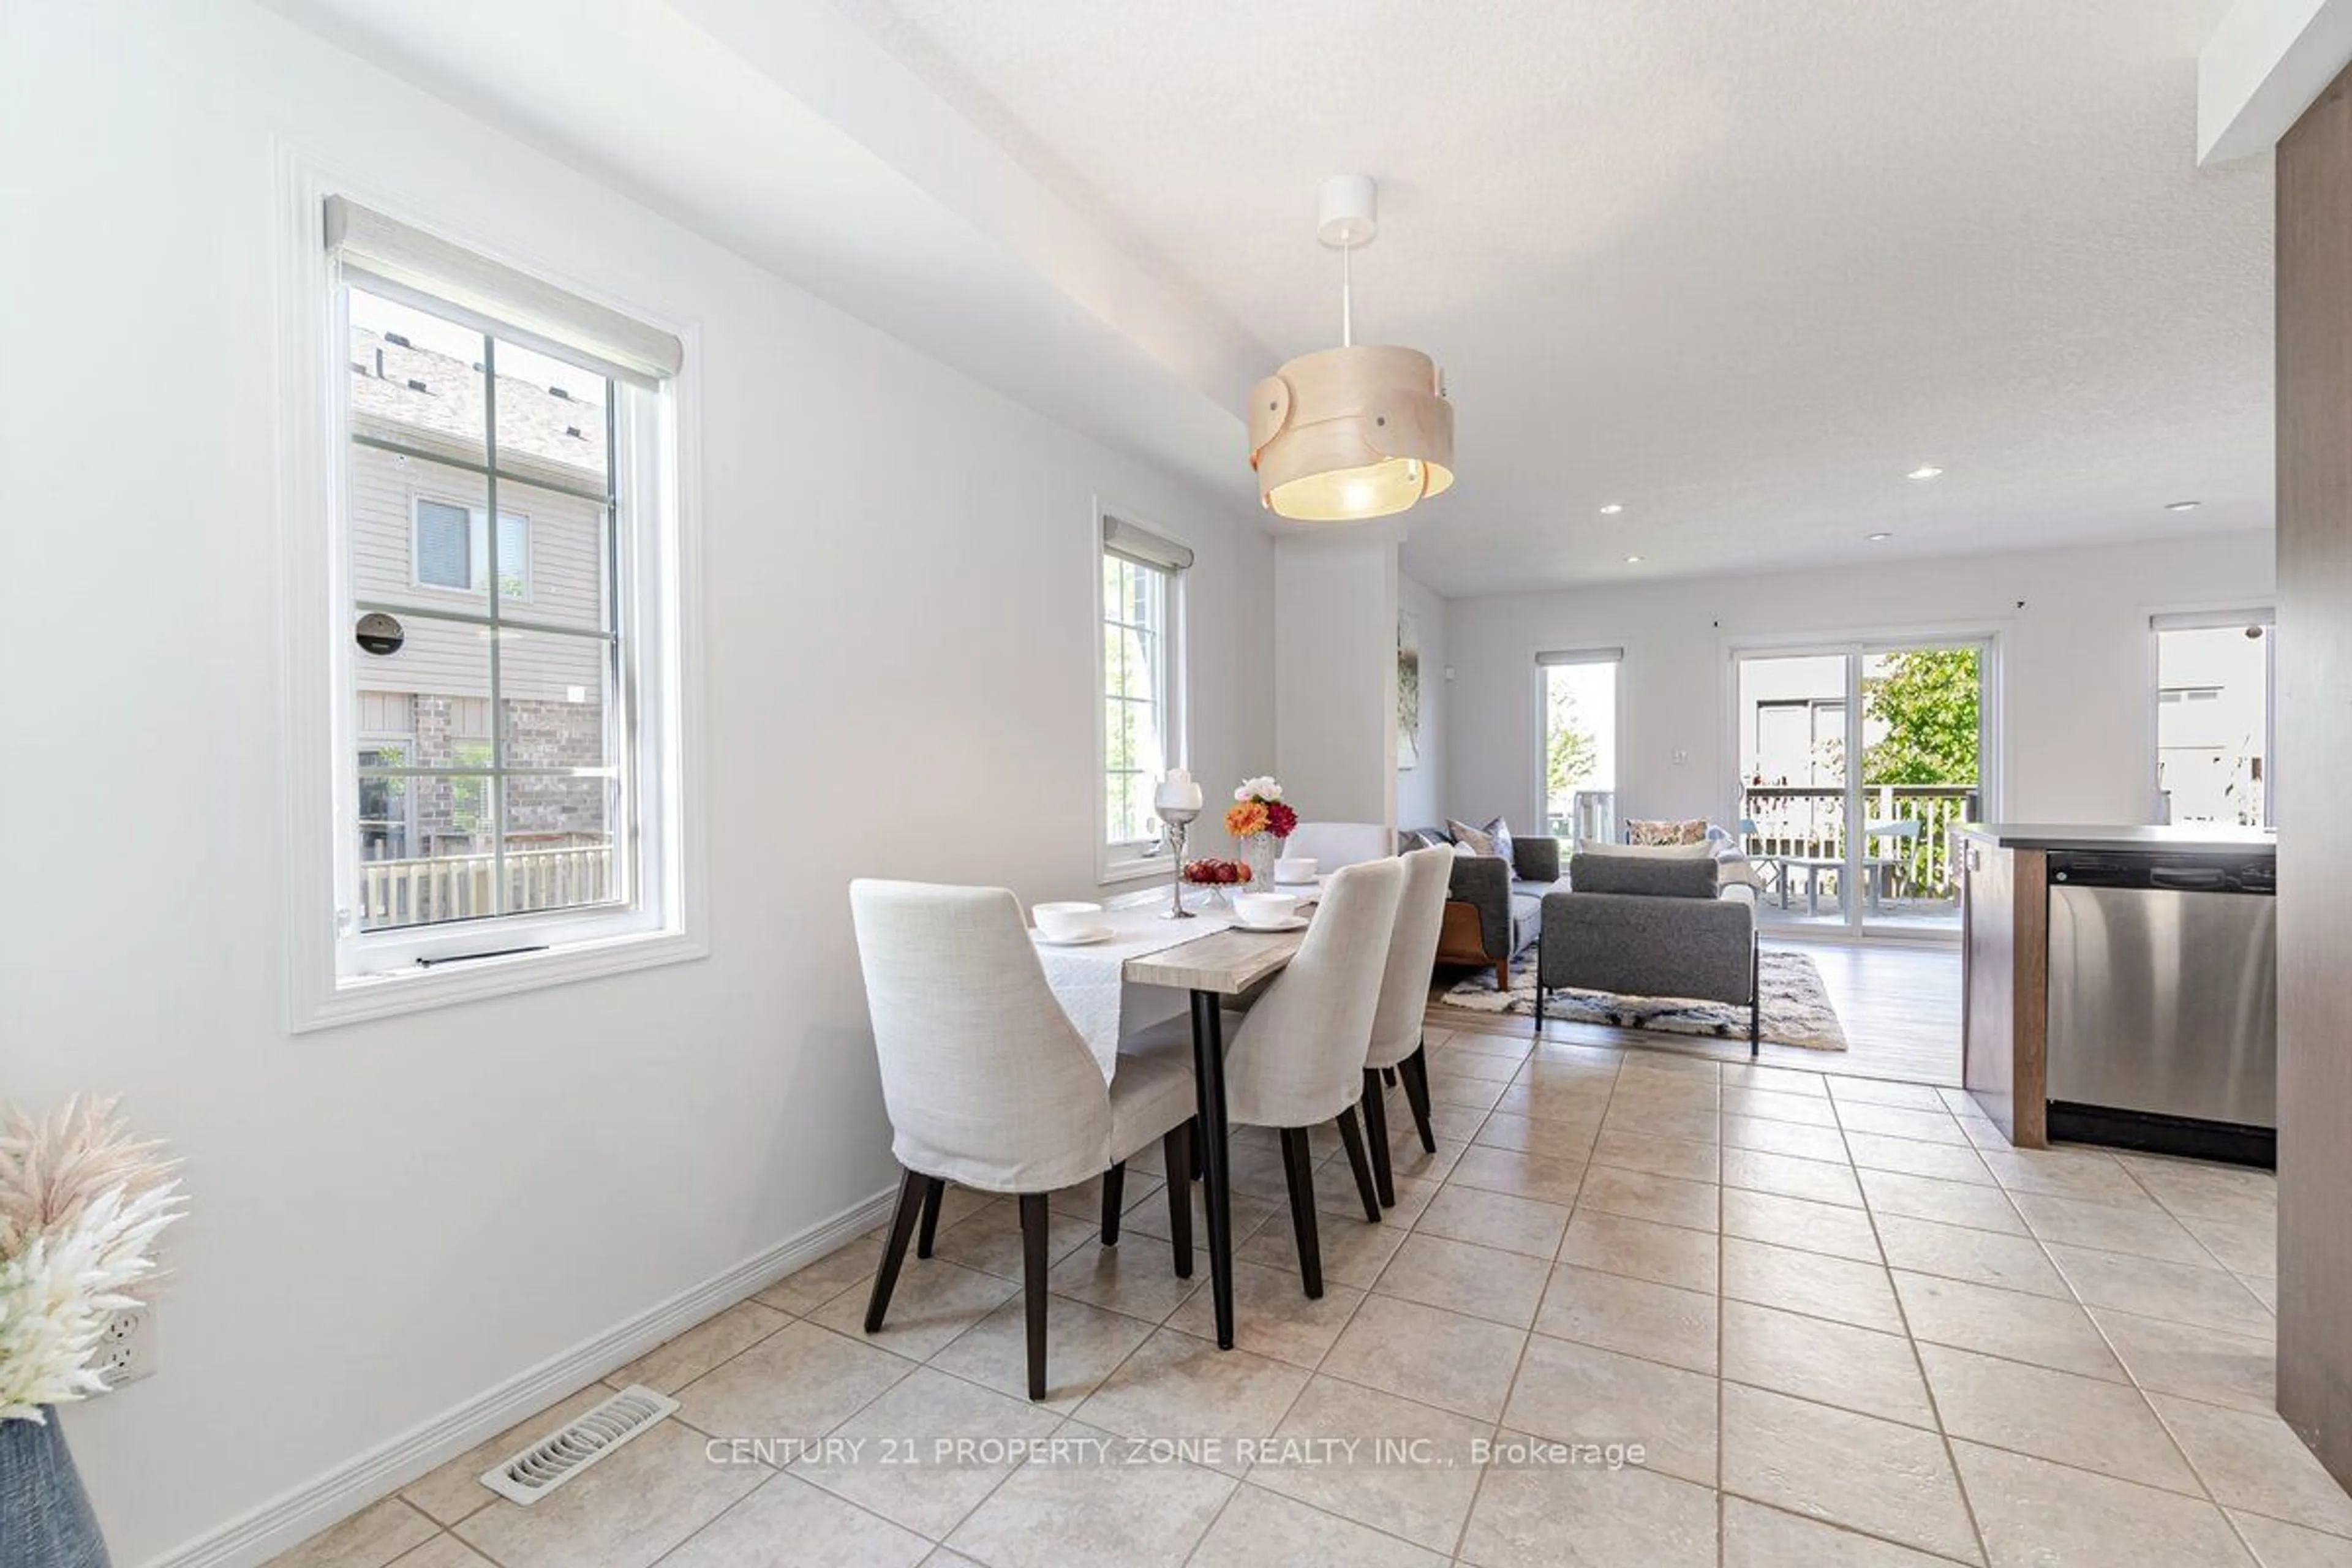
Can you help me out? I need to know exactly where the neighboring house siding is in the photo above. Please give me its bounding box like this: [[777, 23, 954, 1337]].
[[349, 438, 606, 704]]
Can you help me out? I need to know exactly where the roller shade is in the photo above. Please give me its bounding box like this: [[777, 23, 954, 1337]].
[[325, 197, 682, 390], [1536, 647, 1624, 666], [2151, 608, 2273, 631], [1102, 515, 1194, 572]]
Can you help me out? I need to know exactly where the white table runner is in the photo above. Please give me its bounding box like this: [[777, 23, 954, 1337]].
[[1033, 898, 1242, 1079], [1033, 881, 1325, 1079]]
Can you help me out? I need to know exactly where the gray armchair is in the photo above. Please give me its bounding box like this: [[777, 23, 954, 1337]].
[[1536, 848, 1761, 1054], [1404, 827, 1563, 989]]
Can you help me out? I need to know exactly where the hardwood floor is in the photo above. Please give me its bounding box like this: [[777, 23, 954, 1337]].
[[1774, 937, 1962, 1085], [1427, 937, 1964, 1087]]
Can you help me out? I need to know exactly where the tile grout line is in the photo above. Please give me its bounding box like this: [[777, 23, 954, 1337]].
[[1857, 1144, 1994, 1568], [1714, 1134, 1727, 1568]]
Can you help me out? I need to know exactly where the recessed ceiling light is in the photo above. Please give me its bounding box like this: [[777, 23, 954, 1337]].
[[2165, 500, 2202, 511], [1867, 531, 1894, 542], [1598, 503, 1624, 516], [1624, 554, 1644, 564], [1906, 466, 1944, 481]]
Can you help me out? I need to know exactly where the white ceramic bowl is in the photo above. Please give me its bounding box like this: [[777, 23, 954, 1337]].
[[1274, 857, 1319, 884], [1231, 892, 1300, 929], [1032, 901, 1103, 941]]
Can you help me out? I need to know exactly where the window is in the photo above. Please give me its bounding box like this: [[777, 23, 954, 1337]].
[[287, 190, 699, 1027], [413, 498, 530, 600], [1538, 649, 1621, 846], [1099, 511, 1192, 881], [2155, 611, 2274, 826]]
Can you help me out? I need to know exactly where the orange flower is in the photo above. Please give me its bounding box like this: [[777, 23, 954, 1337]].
[[1225, 801, 1270, 839]]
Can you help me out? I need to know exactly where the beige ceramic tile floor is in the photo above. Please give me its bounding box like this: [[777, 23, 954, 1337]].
[[269, 1022, 2337, 1568]]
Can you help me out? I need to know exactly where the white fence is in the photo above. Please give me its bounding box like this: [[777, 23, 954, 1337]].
[[358, 843, 613, 929]]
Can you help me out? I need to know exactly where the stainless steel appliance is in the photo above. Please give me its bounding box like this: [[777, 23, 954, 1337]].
[[2045, 851, 2277, 1165]]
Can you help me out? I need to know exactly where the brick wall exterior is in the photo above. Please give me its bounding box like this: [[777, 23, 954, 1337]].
[[366, 690, 605, 854]]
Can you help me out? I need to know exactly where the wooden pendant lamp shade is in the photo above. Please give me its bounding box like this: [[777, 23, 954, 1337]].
[[1248, 344, 1455, 521], [1246, 176, 1453, 522]]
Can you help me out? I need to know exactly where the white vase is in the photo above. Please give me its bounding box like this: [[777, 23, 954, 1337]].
[[1242, 835, 1278, 891]]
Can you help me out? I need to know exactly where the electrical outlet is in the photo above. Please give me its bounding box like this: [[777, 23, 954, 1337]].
[[92, 1306, 156, 1392]]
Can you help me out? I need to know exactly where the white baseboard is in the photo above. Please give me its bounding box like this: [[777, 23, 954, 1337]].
[[141, 1186, 897, 1568]]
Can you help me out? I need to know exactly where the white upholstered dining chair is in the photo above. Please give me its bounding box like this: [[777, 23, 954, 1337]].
[[848, 880, 1199, 1400], [1217, 856, 1404, 1296], [1282, 821, 1397, 873], [1362, 845, 1456, 1205]]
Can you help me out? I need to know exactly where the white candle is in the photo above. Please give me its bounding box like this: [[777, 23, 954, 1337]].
[[1155, 772, 1204, 811]]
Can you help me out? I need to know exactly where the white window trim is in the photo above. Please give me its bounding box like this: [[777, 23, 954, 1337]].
[[1095, 499, 1191, 887], [409, 493, 533, 603], [275, 154, 706, 1031]]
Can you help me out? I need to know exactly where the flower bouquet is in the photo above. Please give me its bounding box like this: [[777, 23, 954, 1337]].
[[1225, 776, 1299, 888], [1, 1097, 186, 1567]]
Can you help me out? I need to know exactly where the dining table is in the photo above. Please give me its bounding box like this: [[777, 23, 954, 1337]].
[[1030, 881, 1322, 1350]]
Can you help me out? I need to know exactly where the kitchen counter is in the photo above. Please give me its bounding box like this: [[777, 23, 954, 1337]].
[[1957, 823, 2275, 856], [1958, 824, 2278, 1161]]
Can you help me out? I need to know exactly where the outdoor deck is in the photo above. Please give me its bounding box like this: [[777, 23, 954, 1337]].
[[1740, 782, 1975, 932]]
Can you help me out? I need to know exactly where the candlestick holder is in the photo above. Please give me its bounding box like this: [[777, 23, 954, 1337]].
[[1155, 802, 1201, 919]]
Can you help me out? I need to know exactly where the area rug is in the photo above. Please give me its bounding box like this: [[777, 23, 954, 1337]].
[[1439, 949, 1849, 1051]]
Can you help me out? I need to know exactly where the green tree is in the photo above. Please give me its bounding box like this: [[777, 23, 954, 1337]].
[[1547, 692, 1599, 804], [1861, 650, 1980, 785]]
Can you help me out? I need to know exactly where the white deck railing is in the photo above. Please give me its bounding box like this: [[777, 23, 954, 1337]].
[[1740, 785, 1979, 897], [357, 843, 613, 929]]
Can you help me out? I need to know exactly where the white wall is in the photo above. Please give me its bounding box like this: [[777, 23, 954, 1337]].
[[1446, 534, 2276, 838], [0, 3, 1270, 1561], [1274, 535, 1398, 827], [1396, 573, 1449, 829]]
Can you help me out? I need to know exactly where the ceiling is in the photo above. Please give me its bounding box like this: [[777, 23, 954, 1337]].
[[273, 0, 2274, 599], [824, 0, 2276, 596]]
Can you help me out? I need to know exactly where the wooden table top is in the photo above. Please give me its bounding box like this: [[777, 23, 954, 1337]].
[[1123, 899, 1317, 995]]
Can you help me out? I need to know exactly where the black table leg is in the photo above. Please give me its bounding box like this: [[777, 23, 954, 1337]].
[[1188, 988, 1235, 1349]]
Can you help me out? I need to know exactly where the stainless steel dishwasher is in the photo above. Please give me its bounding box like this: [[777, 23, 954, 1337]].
[[2045, 851, 2277, 1166]]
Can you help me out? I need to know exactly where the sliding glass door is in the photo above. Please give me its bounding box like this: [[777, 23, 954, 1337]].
[[1739, 654, 1856, 923], [1735, 640, 1989, 937]]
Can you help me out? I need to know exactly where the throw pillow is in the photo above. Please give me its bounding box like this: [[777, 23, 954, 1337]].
[[1626, 818, 1708, 846], [1447, 817, 1518, 865], [1483, 816, 1515, 871], [1591, 842, 1713, 860]]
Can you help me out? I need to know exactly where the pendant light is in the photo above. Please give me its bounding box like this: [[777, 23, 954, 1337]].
[[1248, 175, 1454, 522]]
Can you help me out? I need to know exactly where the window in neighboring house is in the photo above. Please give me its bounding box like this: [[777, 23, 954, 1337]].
[[1099, 513, 1192, 880], [318, 192, 688, 1007], [356, 737, 417, 861], [413, 499, 530, 600]]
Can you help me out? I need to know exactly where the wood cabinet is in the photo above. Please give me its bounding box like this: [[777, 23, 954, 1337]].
[[1958, 835, 2048, 1148], [2275, 58, 2352, 1492]]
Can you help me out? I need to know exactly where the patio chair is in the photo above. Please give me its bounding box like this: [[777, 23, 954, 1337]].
[[1862, 818, 1922, 908]]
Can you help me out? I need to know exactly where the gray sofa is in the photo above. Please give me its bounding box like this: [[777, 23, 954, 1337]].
[[1536, 845, 1762, 1054], [1404, 827, 1564, 987]]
